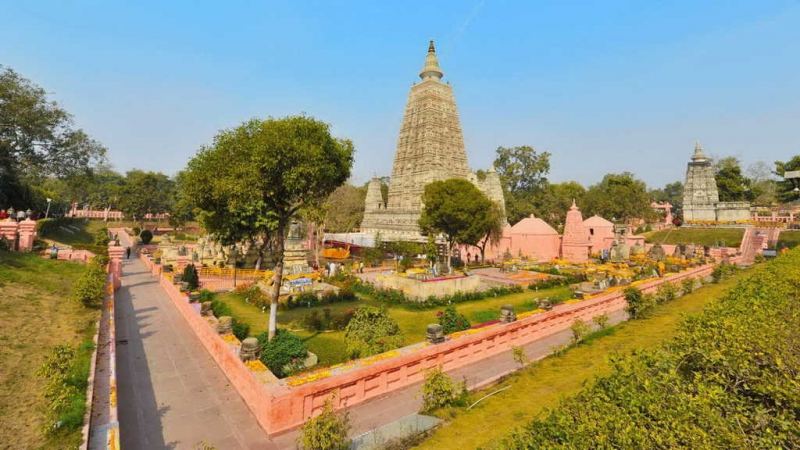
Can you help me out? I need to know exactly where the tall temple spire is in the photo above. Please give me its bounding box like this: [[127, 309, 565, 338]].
[[420, 40, 444, 80]]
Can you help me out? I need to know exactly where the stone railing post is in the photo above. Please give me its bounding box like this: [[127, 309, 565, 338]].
[[0, 219, 19, 251], [17, 219, 37, 252], [108, 245, 125, 290]]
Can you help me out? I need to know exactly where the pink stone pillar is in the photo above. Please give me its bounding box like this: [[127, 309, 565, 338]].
[[0, 220, 19, 251], [17, 219, 36, 252], [108, 245, 125, 290]]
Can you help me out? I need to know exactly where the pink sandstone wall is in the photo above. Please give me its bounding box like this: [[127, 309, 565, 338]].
[[126, 226, 718, 435]]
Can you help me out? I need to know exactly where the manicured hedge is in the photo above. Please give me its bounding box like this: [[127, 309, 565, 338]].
[[352, 280, 523, 310], [504, 249, 800, 449]]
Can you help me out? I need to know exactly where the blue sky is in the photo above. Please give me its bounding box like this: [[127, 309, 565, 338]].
[[2, 0, 799, 187]]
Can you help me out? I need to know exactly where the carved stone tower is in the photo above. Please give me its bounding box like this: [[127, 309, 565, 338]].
[[361, 41, 477, 240], [561, 200, 591, 263], [682, 142, 720, 222]]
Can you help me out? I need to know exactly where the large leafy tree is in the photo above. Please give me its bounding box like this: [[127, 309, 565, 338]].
[[536, 181, 586, 227], [583, 172, 653, 222], [774, 155, 800, 203], [325, 183, 367, 233], [184, 115, 354, 340], [117, 170, 175, 224], [493, 145, 551, 224], [745, 162, 777, 206], [419, 178, 496, 272], [0, 67, 106, 208], [714, 157, 752, 202], [649, 181, 684, 214]]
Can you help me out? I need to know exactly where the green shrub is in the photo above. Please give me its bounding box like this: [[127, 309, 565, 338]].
[[711, 262, 737, 283], [181, 263, 199, 290], [344, 306, 403, 358], [131, 226, 141, 236], [232, 321, 250, 341], [37, 340, 95, 434], [299, 398, 351, 450], [258, 330, 308, 378], [655, 282, 678, 304], [592, 313, 609, 329], [504, 248, 800, 449], [93, 227, 110, 246], [437, 305, 470, 334], [71, 259, 107, 308], [624, 286, 655, 319], [681, 277, 695, 295], [421, 367, 468, 412], [570, 319, 591, 344], [139, 229, 153, 244]]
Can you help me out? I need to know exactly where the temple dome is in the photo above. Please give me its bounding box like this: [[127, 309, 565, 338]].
[[510, 214, 558, 235], [583, 215, 613, 228]]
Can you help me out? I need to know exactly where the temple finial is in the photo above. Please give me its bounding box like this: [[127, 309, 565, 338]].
[[420, 40, 443, 80]]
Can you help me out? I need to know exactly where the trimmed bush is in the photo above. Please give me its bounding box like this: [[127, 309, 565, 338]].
[[181, 263, 199, 290], [344, 306, 403, 358], [258, 330, 308, 378], [299, 398, 351, 450], [139, 229, 153, 245], [93, 227, 110, 246], [624, 286, 656, 319], [570, 319, 591, 344], [437, 305, 470, 335], [71, 258, 107, 308], [421, 366, 468, 412]]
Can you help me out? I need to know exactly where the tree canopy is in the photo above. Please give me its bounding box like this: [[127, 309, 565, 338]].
[[0, 66, 106, 209], [583, 172, 652, 222], [117, 170, 175, 223], [774, 155, 800, 203], [714, 157, 752, 202], [419, 178, 498, 270], [182, 115, 354, 339], [493, 145, 551, 224]]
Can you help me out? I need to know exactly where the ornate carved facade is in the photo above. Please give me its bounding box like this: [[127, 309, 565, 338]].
[[682, 142, 750, 222], [361, 41, 505, 241]]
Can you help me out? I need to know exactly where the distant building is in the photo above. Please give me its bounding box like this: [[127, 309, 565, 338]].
[[682, 143, 750, 222], [360, 41, 505, 241]]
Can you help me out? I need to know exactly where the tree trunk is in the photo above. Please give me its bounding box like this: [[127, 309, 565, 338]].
[[268, 223, 286, 341], [314, 222, 323, 269], [446, 239, 453, 273]]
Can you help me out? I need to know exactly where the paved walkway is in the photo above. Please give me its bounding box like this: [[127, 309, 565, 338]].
[[115, 243, 276, 449]]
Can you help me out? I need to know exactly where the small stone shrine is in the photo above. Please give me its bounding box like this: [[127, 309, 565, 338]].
[[500, 304, 517, 323], [239, 337, 260, 361]]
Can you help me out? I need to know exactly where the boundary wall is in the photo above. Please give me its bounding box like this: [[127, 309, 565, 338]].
[[125, 221, 718, 436]]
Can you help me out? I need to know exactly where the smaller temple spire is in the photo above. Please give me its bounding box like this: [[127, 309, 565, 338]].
[[570, 198, 578, 210], [692, 141, 708, 161], [420, 40, 444, 81]]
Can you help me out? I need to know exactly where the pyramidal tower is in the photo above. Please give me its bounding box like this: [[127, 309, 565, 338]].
[[361, 41, 504, 240]]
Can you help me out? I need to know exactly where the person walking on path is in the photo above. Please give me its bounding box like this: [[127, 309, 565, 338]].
[[125, 247, 131, 259]]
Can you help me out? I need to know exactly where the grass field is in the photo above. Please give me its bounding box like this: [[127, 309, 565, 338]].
[[0, 252, 99, 449], [414, 271, 748, 450], [643, 227, 744, 247], [39, 219, 108, 247], [216, 285, 572, 366], [777, 230, 800, 249]]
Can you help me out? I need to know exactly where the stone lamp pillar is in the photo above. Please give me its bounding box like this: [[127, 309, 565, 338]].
[[108, 245, 125, 290], [0, 220, 19, 251], [17, 219, 37, 252]]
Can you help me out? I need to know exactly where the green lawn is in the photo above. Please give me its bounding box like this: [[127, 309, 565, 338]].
[[39, 219, 108, 247], [643, 227, 744, 247], [215, 285, 571, 366], [776, 230, 800, 249], [0, 251, 98, 449], [414, 272, 749, 450]]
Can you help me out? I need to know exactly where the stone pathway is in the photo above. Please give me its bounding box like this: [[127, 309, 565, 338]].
[[114, 241, 275, 449]]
